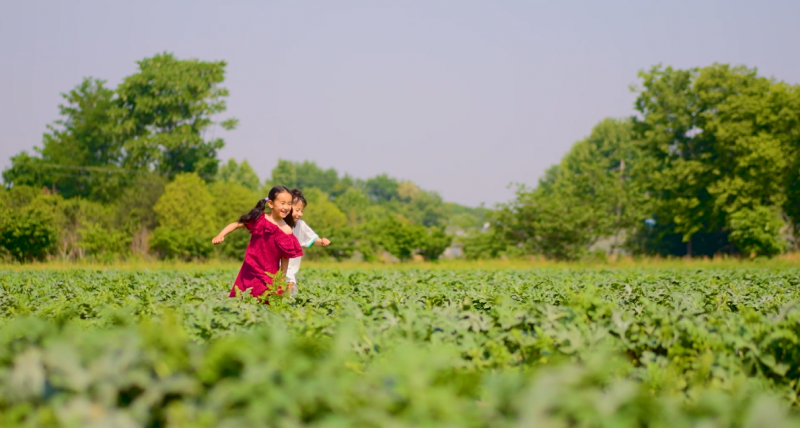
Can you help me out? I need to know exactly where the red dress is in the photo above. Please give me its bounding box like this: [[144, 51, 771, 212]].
[[229, 214, 303, 300]]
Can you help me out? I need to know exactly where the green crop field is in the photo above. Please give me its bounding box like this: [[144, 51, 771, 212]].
[[3, 267, 800, 427]]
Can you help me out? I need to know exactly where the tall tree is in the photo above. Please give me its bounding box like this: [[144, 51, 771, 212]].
[[267, 159, 340, 195], [114, 52, 238, 180], [493, 118, 640, 260], [217, 159, 260, 191], [4, 53, 238, 199], [364, 174, 399, 203], [632, 63, 800, 256], [3, 78, 121, 200]]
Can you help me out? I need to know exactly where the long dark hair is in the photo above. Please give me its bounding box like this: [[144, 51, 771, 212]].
[[239, 186, 296, 227], [290, 188, 307, 207]]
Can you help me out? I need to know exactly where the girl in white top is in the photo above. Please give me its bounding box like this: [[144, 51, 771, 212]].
[[286, 189, 330, 295]]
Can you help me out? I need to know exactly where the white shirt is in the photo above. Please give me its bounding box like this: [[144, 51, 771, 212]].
[[286, 219, 318, 289]]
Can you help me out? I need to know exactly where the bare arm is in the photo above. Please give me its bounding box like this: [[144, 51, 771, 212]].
[[212, 222, 244, 244], [313, 237, 331, 246]]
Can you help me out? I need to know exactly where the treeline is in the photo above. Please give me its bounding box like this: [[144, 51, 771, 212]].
[[3, 56, 798, 263], [463, 64, 800, 260], [0, 53, 486, 263]]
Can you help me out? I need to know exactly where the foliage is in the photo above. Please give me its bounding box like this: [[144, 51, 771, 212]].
[[374, 215, 427, 260], [78, 223, 131, 262], [150, 227, 214, 261], [3, 268, 800, 426], [334, 187, 371, 225], [302, 188, 348, 232], [0, 47, 482, 263], [0, 195, 59, 262], [208, 181, 257, 260], [495, 119, 642, 260], [2, 53, 238, 201], [364, 173, 400, 202], [53, 197, 115, 260], [216, 159, 260, 192], [460, 229, 515, 260], [418, 226, 452, 261], [113, 172, 168, 232], [631, 63, 800, 256], [1, 78, 122, 201], [0, 185, 41, 209], [114, 52, 237, 180], [154, 173, 217, 234], [729, 206, 788, 257], [14, 55, 800, 262], [445, 202, 488, 231], [152, 173, 217, 259], [267, 159, 343, 196], [490, 63, 800, 260]]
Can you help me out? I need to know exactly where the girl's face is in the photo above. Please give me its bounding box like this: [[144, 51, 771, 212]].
[[267, 191, 293, 219], [292, 201, 305, 222]]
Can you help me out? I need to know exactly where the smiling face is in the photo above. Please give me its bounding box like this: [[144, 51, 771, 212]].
[[267, 190, 293, 219], [291, 201, 306, 222]]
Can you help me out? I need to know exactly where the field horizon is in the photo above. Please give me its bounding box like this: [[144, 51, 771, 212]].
[[3, 252, 800, 272]]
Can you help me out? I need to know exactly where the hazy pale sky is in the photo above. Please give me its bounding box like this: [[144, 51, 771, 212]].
[[2, 1, 799, 206]]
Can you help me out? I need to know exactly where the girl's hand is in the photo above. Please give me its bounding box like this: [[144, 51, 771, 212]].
[[212, 235, 225, 245], [321, 238, 331, 246]]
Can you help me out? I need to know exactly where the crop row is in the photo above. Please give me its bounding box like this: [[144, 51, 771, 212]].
[[1, 268, 800, 427]]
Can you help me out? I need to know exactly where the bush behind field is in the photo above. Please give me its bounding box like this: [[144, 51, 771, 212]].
[[2, 268, 800, 426]]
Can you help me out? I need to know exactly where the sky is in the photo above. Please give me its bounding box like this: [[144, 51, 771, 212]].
[[1, 1, 799, 207]]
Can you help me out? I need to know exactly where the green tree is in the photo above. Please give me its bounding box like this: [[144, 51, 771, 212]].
[[56, 197, 117, 260], [445, 203, 488, 232], [79, 223, 131, 263], [302, 188, 347, 232], [109, 173, 168, 255], [334, 187, 371, 225], [364, 174, 399, 203], [461, 228, 513, 260], [418, 227, 452, 261], [497, 181, 612, 261], [495, 118, 641, 260], [631, 63, 800, 256], [209, 181, 257, 259], [373, 215, 426, 261], [217, 159, 260, 192], [267, 160, 341, 195], [0, 186, 41, 209], [2, 78, 122, 201], [151, 173, 217, 259], [728, 206, 787, 258], [3, 53, 239, 199], [114, 52, 238, 180], [0, 193, 60, 262], [395, 181, 449, 227], [300, 188, 348, 260]]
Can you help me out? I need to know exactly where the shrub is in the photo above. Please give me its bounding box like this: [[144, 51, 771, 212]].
[[729, 206, 787, 258], [152, 173, 216, 259], [0, 196, 59, 262], [418, 227, 452, 261]]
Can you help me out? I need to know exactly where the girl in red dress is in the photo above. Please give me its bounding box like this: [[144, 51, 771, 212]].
[[212, 186, 303, 301]]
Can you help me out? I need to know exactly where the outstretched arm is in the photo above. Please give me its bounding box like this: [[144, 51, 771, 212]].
[[313, 237, 331, 246], [212, 222, 244, 244]]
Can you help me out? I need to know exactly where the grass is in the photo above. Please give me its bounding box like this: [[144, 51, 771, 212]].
[[2, 252, 799, 271]]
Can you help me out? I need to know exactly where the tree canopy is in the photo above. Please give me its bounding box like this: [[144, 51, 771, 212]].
[[3, 57, 797, 263], [466, 63, 800, 260]]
